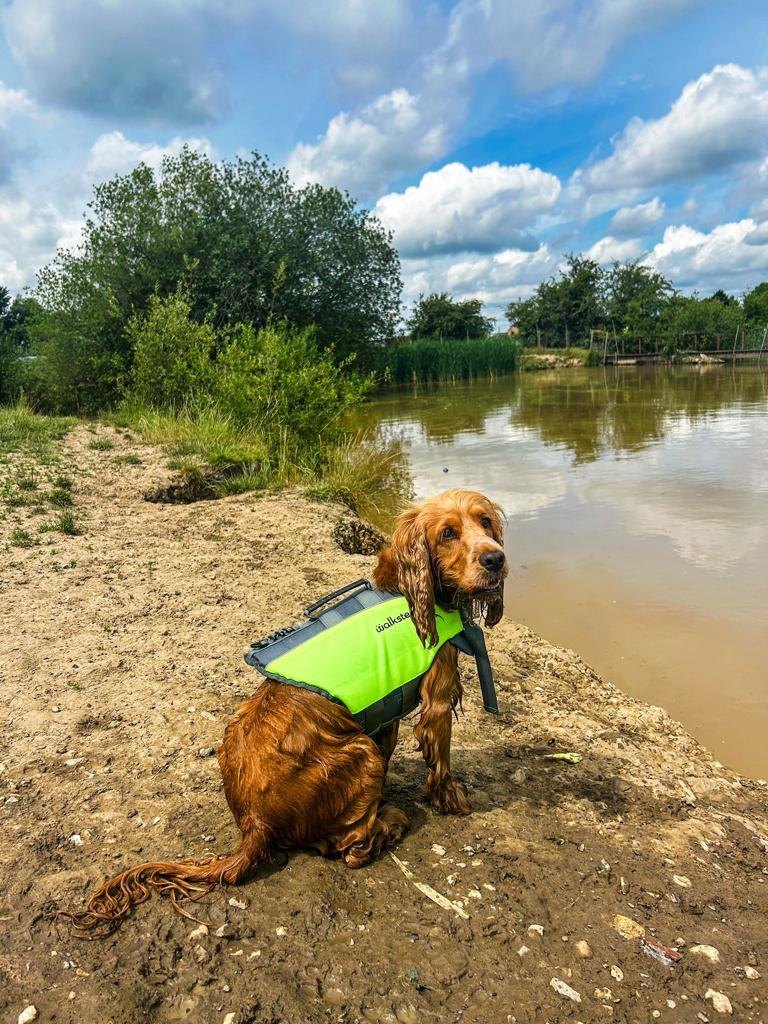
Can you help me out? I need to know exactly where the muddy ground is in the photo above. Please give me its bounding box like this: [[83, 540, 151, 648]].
[[1, 425, 767, 1024]]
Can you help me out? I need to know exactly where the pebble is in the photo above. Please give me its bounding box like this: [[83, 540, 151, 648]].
[[228, 897, 248, 910], [610, 965, 624, 982], [705, 990, 733, 1015], [517, 945, 529, 957], [594, 988, 614, 1002], [65, 757, 86, 767], [613, 914, 645, 940], [550, 978, 581, 1003], [193, 944, 209, 963], [223, 1015, 236, 1024], [673, 875, 692, 888], [198, 747, 216, 758], [667, 1000, 676, 1009], [215, 924, 234, 938], [467, 889, 482, 900], [431, 844, 446, 856], [527, 924, 544, 938], [69, 834, 83, 846], [275, 926, 287, 937], [744, 965, 760, 980], [690, 944, 721, 964], [18, 1009, 38, 1024], [575, 940, 593, 958], [188, 924, 209, 942]]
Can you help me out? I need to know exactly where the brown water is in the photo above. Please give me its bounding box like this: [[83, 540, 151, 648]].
[[356, 365, 768, 778]]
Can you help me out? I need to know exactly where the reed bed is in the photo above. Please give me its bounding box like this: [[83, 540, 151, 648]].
[[377, 335, 520, 385]]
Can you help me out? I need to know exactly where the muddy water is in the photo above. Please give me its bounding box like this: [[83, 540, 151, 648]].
[[356, 365, 768, 778]]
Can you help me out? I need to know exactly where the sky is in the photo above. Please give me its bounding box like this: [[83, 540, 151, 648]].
[[1, 0, 768, 326]]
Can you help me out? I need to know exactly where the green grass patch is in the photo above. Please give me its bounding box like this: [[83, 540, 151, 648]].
[[0, 400, 75, 459], [46, 487, 74, 508], [10, 527, 34, 547], [40, 510, 80, 536], [88, 437, 115, 451], [113, 453, 143, 465]]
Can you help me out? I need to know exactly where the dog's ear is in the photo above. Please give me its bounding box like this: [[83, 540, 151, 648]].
[[484, 500, 506, 629], [382, 507, 438, 648]]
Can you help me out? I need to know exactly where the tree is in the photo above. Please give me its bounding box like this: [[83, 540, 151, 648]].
[[744, 282, 768, 324], [407, 292, 494, 339], [30, 149, 402, 412], [506, 255, 604, 347], [604, 260, 674, 337], [1, 288, 41, 403]]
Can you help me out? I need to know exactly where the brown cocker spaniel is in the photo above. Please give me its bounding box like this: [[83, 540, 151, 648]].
[[60, 489, 506, 934]]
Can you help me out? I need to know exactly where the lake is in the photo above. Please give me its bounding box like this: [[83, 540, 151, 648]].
[[356, 364, 768, 778]]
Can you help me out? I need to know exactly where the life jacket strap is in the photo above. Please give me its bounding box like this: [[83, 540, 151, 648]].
[[450, 620, 499, 715]]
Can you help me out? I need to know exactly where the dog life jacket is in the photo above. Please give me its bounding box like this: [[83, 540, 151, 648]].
[[245, 579, 498, 738]]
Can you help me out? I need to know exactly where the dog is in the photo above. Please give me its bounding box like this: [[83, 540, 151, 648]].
[[59, 488, 506, 934]]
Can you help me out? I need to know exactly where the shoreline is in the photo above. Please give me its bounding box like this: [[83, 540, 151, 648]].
[[1, 425, 767, 1022]]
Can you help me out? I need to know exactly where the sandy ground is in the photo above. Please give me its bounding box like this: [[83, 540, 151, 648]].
[[1, 425, 767, 1024]]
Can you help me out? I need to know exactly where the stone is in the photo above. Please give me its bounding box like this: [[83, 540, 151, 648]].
[[69, 834, 83, 846], [705, 990, 732, 1015], [744, 965, 760, 980], [223, 1014, 236, 1024], [527, 924, 544, 938], [595, 989, 614, 1002], [431, 844, 446, 856], [517, 945, 529, 957], [673, 875, 692, 888], [198, 747, 216, 758], [193, 944, 209, 963], [613, 914, 645, 940], [550, 979, 581, 1003], [275, 926, 287, 937], [188, 924, 209, 942], [575, 940, 593, 958], [18, 1009, 38, 1024], [228, 897, 248, 910], [690, 944, 720, 964], [610, 965, 624, 982]]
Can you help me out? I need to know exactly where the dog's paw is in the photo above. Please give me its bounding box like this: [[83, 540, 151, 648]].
[[429, 774, 472, 816], [381, 805, 410, 844]]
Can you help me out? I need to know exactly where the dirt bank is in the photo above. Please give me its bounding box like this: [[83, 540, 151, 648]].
[[1, 426, 767, 1024]]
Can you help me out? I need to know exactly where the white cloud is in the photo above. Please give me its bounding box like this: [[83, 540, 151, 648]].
[[584, 235, 643, 264], [434, 0, 702, 95], [584, 64, 768, 190], [0, 196, 80, 291], [374, 161, 561, 256], [645, 218, 768, 290], [287, 88, 450, 196], [610, 197, 665, 236], [0, 80, 35, 183], [86, 131, 215, 181], [401, 245, 558, 323], [0, 81, 34, 123], [287, 0, 700, 197]]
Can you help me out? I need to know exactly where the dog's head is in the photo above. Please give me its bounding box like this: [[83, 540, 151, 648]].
[[374, 489, 507, 647]]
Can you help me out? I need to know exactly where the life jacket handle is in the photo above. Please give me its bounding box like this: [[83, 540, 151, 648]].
[[303, 578, 373, 619]]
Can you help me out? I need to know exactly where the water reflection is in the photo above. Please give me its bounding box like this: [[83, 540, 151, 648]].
[[355, 365, 768, 777]]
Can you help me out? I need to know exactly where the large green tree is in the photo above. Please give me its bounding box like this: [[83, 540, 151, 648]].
[[743, 282, 768, 324], [506, 255, 604, 346], [30, 149, 402, 412], [407, 292, 494, 339], [604, 260, 674, 337]]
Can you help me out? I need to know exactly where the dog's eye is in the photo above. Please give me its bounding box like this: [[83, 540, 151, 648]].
[[481, 515, 492, 530], [441, 527, 458, 541]]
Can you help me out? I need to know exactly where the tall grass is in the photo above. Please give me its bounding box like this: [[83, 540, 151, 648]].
[[377, 335, 520, 385]]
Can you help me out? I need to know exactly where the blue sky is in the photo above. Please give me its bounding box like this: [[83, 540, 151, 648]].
[[1, 0, 768, 325]]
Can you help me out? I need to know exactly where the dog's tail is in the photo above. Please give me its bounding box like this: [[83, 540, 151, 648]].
[[55, 828, 269, 937]]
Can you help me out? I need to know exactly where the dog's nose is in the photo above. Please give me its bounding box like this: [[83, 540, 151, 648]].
[[479, 550, 505, 572]]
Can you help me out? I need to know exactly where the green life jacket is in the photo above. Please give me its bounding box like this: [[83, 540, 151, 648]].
[[245, 579, 498, 737]]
